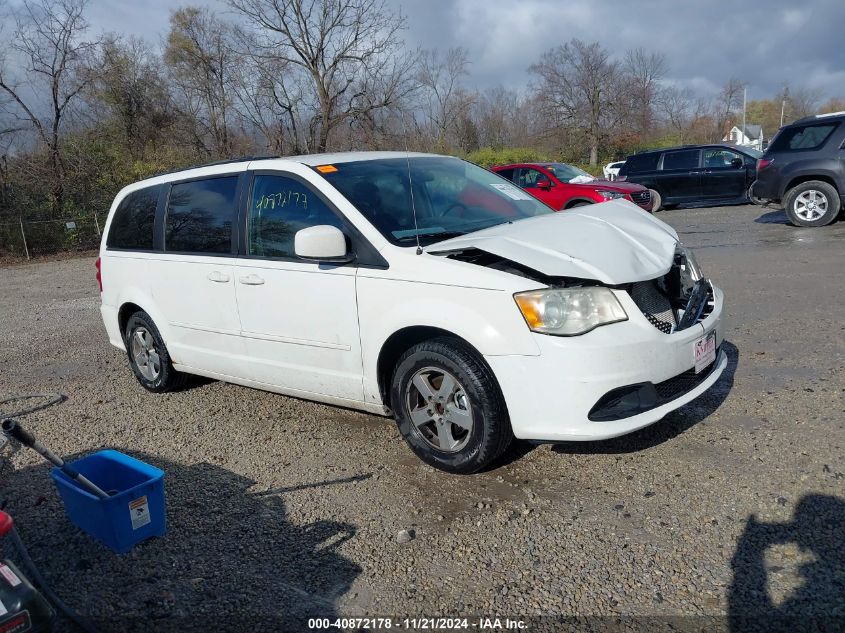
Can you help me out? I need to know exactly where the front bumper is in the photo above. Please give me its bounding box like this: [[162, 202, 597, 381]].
[[486, 286, 727, 441]]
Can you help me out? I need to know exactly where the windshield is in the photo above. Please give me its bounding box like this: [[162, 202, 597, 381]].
[[317, 157, 553, 245], [545, 163, 596, 183], [742, 148, 763, 159]]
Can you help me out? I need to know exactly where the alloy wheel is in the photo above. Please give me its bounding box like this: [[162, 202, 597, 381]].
[[405, 367, 473, 452], [794, 190, 828, 221], [130, 326, 161, 381]]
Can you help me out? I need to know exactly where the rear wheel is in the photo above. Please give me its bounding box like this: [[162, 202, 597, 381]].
[[569, 201, 592, 208], [125, 311, 187, 392], [390, 337, 512, 474], [784, 181, 841, 227], [648, 189, 663, 212]]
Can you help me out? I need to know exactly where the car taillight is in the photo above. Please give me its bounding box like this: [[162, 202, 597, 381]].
[[95, 257, 102, 292], [757, 158, 773, 172]]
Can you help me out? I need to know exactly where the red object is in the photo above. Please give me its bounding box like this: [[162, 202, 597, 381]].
[[0, 511, 13, 538], [756, 157, 774, 173], [492, 163, 653, 212], [95, 256, 102, 292]]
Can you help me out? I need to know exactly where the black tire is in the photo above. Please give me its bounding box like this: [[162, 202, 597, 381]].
[[783, 180, 841, 227], [390, 337, 512, 474], [124, 311, 187, 392], [648, 189, 663, 212], [569, 201, 592, 208], [747, 183, 766, 206]]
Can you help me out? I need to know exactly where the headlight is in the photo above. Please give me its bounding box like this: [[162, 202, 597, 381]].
[[678, 244, 703, 281], [514, 287, 628, 336], [596, 190, 626, 200]]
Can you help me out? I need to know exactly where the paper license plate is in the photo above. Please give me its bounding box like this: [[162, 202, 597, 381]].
[[694, 331, 717, 374]]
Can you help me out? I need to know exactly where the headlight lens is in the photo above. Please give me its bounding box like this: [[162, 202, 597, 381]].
[[596, 190, 626, 200], [514, 287, 628, 336], [678, 244, 703, 281]]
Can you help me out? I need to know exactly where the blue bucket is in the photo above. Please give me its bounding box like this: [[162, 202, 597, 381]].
[[50, 450, 166, 554]]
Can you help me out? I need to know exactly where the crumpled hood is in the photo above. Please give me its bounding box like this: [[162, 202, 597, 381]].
[[427, 199, 680, 284]]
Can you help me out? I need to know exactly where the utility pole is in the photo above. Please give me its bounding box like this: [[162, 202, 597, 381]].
[[742, 86, 747, 145], [780, 86, 789, 128]]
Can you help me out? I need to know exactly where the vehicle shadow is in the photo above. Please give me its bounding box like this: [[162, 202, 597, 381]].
[[728, 494, 845, 633], [754, 209, 789, 225], [547, 340, 739, 456], [0, 450, 363, 632]]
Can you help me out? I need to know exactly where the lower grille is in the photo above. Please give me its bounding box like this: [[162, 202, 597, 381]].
[[631, 280, 676, 334], [653, 362, 715, 400], [630, 190, 651, 204], [588, 351, 719, 421]]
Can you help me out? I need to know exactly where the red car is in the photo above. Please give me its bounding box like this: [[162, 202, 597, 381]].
[[492, 162, 653, 212]]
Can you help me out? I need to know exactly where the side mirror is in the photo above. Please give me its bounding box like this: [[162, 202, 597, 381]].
[[731, 158, 744, 168], [535, 178, 552, 190], [294, 225, 350, 261]]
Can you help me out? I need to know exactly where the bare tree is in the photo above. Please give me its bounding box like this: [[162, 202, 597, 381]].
[[658, 85, 694, 142], [713, 77, 745, 141], [623, 47, 666, 137], [786, 85, 823, 120], [228, 0, 416, 153], [0, 0, 97, 214], [230, 53, 307, 155], [474, 85, 520, 149], [91, 36, 174, 159], [416, 47, 473, 150], [530, 39, 622, 165], [165, 6, 237, 157]]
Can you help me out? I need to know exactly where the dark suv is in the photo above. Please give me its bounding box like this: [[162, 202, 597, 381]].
[[618, 144, 760, 211], [752, 112, 845, 226]]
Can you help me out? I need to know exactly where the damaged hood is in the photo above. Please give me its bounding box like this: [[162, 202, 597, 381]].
[[427, 199, 679, 284]]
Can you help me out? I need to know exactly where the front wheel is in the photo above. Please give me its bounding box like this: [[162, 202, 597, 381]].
[[648, 189, 663, 212], [390, 338, 512, 474], [748, 183, 767, 206], [784, 181, 841, 227]]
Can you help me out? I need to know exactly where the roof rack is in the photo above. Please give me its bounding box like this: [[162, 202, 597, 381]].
[[142, 155, 282, 180], [793, 111, 845, 124]]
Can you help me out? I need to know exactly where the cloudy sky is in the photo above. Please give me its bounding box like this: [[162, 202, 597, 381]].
[[82, 0, 845, 101]]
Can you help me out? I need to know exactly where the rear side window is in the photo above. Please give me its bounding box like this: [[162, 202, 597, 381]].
[[106, 186, 160, 250], [662, 150, 700, 170], [622, 153, 659, 174], [165, 176, 239, 254], [769, 123, 838, 152]]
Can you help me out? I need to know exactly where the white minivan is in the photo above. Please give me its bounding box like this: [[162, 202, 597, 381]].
[[98, 152, 727, 473]]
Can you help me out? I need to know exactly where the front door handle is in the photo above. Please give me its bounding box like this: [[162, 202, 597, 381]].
[[239, 274, 265, 286], [207, 271, 230, 283]]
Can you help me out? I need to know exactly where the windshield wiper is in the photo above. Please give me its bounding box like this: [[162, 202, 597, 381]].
[[395, 230, 467, 244]]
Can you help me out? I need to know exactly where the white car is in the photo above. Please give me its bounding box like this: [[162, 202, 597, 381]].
[[98, 152, 727, 473], [603, 161, 626, 181]]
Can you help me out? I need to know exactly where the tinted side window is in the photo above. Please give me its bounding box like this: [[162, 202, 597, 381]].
[[165, 176, 239, 254], [248, 174, 344, 258], [622, 153, 660, 173], [769, 123, 838, 151], [662, 150, 700, 170], [703, 148, 741, 168], [496, 168, 515, 182], [106, 186, 160, 250]]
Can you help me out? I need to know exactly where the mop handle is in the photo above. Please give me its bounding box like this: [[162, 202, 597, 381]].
[[1, 418, 110, 500]]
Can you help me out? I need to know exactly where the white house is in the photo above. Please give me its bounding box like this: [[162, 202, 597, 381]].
[[724, 124, 764, 151]]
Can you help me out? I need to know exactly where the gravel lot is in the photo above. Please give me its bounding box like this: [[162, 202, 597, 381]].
[[1, 204, 843, 632]]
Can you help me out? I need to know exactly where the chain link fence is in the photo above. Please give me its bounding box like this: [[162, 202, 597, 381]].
[[0, 212, 108, 259]]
